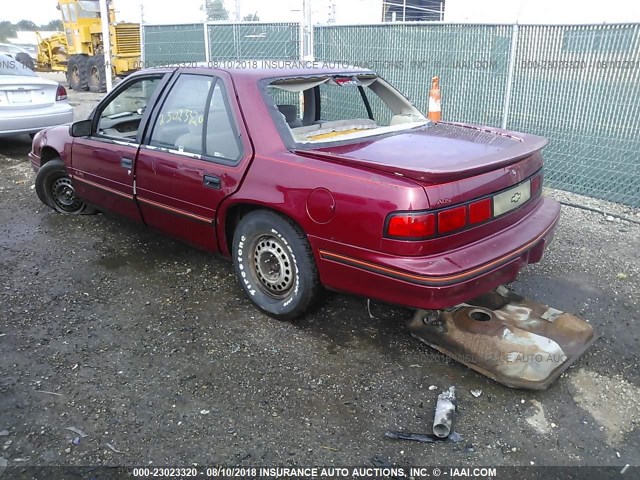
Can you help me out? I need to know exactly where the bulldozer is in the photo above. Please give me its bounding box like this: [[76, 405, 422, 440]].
[[36, 0, 141, 92]]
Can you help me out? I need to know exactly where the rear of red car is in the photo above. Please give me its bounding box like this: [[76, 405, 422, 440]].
[[295, 121, 559, 309], [227, 67, 560, 313]]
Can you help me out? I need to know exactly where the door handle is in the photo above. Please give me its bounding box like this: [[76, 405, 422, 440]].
[[203, 175, 221, 190], [121, 158, 133, 169]]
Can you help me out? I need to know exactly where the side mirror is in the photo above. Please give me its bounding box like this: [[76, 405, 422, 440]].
[[70, 119, 92, 137]]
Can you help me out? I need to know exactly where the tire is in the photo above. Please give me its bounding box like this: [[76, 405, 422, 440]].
[[232, 210, 321, 320], [67, 55, 89, 91], [15, 52, 35, 71], [88, 56, 107, 93], [35, 159, 93, 214]]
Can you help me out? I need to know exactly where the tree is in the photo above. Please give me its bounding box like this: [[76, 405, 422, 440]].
[[41, 20, 63, 31], [16, 19, 38, 31], [202, 0, 229, 21], [243, 12, 259, 21], [0, 21, 17, 42]]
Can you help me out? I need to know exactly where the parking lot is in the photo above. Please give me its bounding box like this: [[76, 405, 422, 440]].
[[1, 74, 640, 470]]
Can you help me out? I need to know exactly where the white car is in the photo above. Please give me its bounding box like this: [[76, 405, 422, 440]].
[[0, 54, 73, 138], [0, 43, 35, 70]]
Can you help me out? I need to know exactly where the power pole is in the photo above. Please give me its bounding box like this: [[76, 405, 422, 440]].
[[328, 0, 336, 24], [99, 0, 113, 92], [302, 0, 313, 59]]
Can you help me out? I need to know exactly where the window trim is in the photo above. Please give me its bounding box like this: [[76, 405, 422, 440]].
[[144, 71, 244, 166], [90, 72, 170, 145]]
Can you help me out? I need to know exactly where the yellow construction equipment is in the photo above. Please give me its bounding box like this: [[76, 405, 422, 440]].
[[36, 0, 141, 92]]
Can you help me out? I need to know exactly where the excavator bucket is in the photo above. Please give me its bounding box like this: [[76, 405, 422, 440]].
[[407, 286, 596, 390]]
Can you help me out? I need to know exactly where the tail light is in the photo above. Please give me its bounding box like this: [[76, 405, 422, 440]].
[[530, 172, 542, 195], [468, 197, 493, 225], [438, 205, 466, 234], [387, 212, 436, 239], [385, 170, 543, 240], [56, 84, 67, 101]]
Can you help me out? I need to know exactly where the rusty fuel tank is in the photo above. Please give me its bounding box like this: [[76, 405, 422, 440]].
[[407, 286, 597, 390]]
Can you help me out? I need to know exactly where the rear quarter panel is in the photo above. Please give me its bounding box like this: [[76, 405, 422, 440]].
[[219, 151, 428, 256]]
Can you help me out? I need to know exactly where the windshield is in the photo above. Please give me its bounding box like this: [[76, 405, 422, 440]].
[[78, 0, 101, 18], [265, 74, 427, 146], [0, 55, 36, 76], [78, 0, 101, 11]]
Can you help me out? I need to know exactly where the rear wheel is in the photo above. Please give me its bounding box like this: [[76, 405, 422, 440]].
[[88, 56, 107, 93], [35, 159, 93, 214], [67, 55, 89, 91], [232, 210, 321, 320]]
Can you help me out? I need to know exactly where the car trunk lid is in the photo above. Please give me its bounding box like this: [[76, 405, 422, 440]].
[[295, 121, 548, 184], [0, 75, 58, 109]]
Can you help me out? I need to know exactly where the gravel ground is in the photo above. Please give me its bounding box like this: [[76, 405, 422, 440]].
[[0, 78, 639, 472]]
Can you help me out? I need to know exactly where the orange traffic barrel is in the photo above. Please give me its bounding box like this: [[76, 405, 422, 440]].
[[428, 76, 441, 122]]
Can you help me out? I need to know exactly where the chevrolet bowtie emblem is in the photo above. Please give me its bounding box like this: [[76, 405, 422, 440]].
[[511, 192, 522, 203]]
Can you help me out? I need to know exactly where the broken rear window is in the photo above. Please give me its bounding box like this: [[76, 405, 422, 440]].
[[264, 74, 427, 146]]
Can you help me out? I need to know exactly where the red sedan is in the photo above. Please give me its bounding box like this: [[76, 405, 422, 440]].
[[29, 64, 560, 320]]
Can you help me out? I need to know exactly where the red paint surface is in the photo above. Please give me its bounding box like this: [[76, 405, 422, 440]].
[[30, 65, 561, 309]]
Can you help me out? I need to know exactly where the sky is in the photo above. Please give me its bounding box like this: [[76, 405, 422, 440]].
[[3, 0, 640, 26]]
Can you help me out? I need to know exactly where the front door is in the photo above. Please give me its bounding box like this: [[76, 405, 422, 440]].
[[135, 71, 252, 251], [70, 74, 167, 221]]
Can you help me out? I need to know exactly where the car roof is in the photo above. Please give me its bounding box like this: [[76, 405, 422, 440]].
[[0, 43, 28, 51]]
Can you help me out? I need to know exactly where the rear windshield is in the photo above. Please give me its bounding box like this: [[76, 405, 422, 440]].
[[0, 56, 36, 76], [264, 74, 427, 146]]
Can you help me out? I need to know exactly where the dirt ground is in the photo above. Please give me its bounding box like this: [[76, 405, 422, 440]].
[[1, 76, 639, 474]]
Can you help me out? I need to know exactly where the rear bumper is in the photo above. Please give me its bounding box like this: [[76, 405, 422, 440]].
[[311, 197, 561, 310], [0, 103, 73, 137]]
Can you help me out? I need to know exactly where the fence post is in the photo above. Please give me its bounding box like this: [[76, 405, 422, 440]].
[[501, 23, 519, 129], [203, 22, 211, 63], [140, 24, 145, 63], [233, 24, 240, 59], [299, 22, 305, 60]]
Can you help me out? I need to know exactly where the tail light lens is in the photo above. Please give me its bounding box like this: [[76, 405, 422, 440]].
[[387, 213, 436, 239], [438, 205, 466, 234], [56, 84, 67, 101], [385, 170, 542, 240], [531, 173, 542, 196], [468, 197, 492, 225]]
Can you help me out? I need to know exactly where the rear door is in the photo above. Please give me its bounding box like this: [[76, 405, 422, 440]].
[[70, 74, 168, 220], [135, 70, 253, 251]]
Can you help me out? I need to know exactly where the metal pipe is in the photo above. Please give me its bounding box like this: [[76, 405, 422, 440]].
[[140, 8, 145, 64], [501, 23, 518, 129], [433, 386, 456, 438], [99, 0, 112, 92], [203, 21, 211, 63]]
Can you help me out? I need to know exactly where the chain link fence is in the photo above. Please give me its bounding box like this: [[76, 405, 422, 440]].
[[314, 23, 640, 207], [142, 24, 206, 64], [142, 23, 299, 64], [207, 22, 300, 60], [141, 22, 640, 207]]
